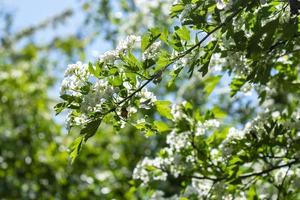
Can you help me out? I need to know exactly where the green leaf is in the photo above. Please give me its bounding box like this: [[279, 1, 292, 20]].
[[80, 118, 102, 141], [54, 102, 68, 115], [170, 3, 184, 18], [145, 130, 155, 137], [230, 77, 246, 97], [229, 156, 243, 165], [141, 28, 161, 52], [207, 127, 229, 146], [154, 51, 171, 72], [168, 66, 183, 88], [283, 18, 298, 40], [109, 75, 123, 87], [169, 31, 183, 51], [154, 121, 170, 132], [204, 75, 221, 96], [120, 52, 142, 71], [160, 27, 169, 44], [261, 18, 278, 49], [199, 41, 218, 76], [176, 26, 190, 41], [141, 34, 151, 52], [154, 100, 173, 120], [211, 106, 227, 119], [134, 121, 147, 130], [95, 62, 103, 77], [60, 94, 75, 101], [80, 84, 90, 95], [248, 186, 259, 200], [69, 136, 84, 164], [88, 62, 96, 75], [232, 30, 247, 51]]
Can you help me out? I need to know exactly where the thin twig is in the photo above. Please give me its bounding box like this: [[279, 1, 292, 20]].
[[239, 160, 299, 179]]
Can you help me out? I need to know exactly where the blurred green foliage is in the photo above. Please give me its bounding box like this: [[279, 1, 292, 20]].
[[0, 5, 153, 199]]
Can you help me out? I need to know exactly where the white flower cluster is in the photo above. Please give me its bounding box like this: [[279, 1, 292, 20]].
[[64, 62, 89, 77], [133, 157, 168, 184], [215, 0, 227, 10], [65, 112, 89, 130], [133, 102, 222, 184], [142, 41, 162, 61], [80, 80, 114, 114], [219, 107, 288, 158], [60, 34, 162, 130], [170, 103, 189, 122], [195, 119, 220, 136], [133, 130, 192, 183], [139, 89, 158, 109], [172, 57, 188, 70], [60, 61, 90, 96], [184, 178, 214, 198], [166, 130, 191, 152], [149, 190, 178, 200], [113, 0, 173, 37], [64, 81, 115, 129], [220, 124, 252, 157], [98, 35, 141, 63]]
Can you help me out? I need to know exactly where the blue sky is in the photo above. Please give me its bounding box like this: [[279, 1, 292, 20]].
[[1, 0, 92, 125], [2, 0, 82, 36], [2, 0, 112, 63]]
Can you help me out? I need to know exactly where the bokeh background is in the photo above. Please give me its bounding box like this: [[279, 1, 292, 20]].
[[0, 1, 150, 199]]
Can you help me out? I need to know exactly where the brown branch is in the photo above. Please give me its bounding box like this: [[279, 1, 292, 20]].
[[239, 160, 299, 179], [191, 160, 299, 183]]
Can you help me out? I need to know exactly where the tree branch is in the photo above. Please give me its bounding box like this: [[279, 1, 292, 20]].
[[191, 160, 299, 184], [239, 160, 299, 179]]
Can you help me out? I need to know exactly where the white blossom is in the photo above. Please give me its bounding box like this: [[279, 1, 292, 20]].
[[60, 61, 90, 96], [173, 57, 188, 70], [64, 61, 89, 78], [186, 150, 197, 163], [215, 0, 226, 10], [80, 79, 113, 114], [195, 119, 220, 136], [171, 104, 189, 122], [98, 50, 119, 63], [139, 88, 157, 109], [226, 127, 245, 141], [204, 119, 220, 128], [166, 131, 192, 152], [142, 41, 162, 61], [271, 111, 280, 119], [195, 122, 206, 136], [98, 35, 141, 63], [274, 167, 291, 183], [116, 35, 141, 52], [189, 178, 214, 197], [133, 157, 167, 184]]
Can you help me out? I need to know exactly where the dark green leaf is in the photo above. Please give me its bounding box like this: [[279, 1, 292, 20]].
[[230, 77, 246, 97], [69, 136, 84, 164]]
